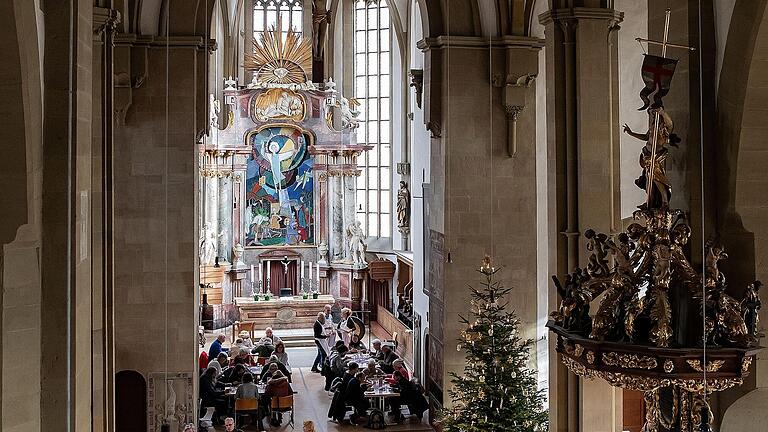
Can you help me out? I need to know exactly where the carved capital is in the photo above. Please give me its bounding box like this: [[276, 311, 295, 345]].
[[505, 105, 524, 121]]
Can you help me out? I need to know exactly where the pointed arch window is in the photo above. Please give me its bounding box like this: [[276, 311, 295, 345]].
[[354, 0, 392, 238], [253, 0, 304, 37]]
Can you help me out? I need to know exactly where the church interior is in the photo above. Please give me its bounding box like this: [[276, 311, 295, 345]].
[[2, 0, 768, 431]]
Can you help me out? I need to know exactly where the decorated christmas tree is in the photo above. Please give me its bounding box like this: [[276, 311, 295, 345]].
[[441, 256, 548, 432]]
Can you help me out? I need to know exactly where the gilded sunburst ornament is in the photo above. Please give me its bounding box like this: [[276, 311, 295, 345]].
[[244, 25, 312, 86]]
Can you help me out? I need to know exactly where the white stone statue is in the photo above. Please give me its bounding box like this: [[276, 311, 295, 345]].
[[257, 91, 303, 119], [200, 223, 221, 266], [338, 96, 360, 129], [209, 94, 220, 131], [346, 221, 367, 267], [318, 242, 329, 264], [232, 243, 245, 267]]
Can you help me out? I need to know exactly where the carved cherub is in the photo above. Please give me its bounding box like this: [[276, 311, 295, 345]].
[[552, 269, 592, 334], [585, 229, 610, 277]]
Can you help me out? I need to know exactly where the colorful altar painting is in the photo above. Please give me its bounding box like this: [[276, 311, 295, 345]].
[[245, 126, 314, 246]]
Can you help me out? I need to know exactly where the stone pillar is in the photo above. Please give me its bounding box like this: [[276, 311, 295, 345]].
[[343, 173, 356, 239], [540, 6, 623, 432], [40, 0, 96, 429], [317, 170, 329, 261], [203, 169, 219, 259], [331, 174, 344, 262], [218, 173, 232, 262]]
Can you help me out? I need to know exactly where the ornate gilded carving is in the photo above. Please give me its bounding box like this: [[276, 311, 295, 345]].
[[742, 356, 753, 373], [586, 351, 595, 364], [664, 359, 675, 373], [602, 352, 658, 370], [252, 88, 306, 122], [686, 359, 725, 373], [245, 26, 312, 88]]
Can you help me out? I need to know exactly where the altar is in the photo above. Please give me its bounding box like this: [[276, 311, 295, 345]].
[[235, 294, 335, 330], [198, 26, 371, 327]]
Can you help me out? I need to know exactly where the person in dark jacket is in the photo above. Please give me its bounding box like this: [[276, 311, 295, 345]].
[[219, 363, 246, 385], [324, 345, 349, 391], [312, 312, 328, 373], [262, 370, 294, 426], [208, 334, 228, 360], [378, 344, 399, 374], [388, 371, 429, 422], [344, 371, 370, 424], [199, 366, 228, 425]]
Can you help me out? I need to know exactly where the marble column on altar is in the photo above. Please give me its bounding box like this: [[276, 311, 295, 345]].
[[343, 174, 356, 246], [316, 171, 329, 263], [331, 174, 344, 262], [203, 171, 219, 260], [218, 174, 233, 263]]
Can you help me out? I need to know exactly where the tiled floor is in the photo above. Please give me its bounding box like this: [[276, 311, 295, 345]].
[[211, 367, 433, 431]]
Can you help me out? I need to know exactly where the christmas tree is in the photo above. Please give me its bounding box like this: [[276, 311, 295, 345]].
[[441, 256, 549, 432]]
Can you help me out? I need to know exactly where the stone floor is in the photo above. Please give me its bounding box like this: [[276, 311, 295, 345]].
[[203, 331, 434, 431], [210, 366, 433, 431]]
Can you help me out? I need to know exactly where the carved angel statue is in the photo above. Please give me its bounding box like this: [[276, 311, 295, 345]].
[[339, 96, 360, 129], [209, 94, 220, 131], [623, 106, 677, 209], [397, 181, 410, 234], [346, 221, 367, 267], [200, 223, 223, 266]]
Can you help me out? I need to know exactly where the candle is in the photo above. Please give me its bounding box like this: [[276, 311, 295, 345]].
[[300, 260, 304, 278], [308, 261, 313, 280], [259, 262, 263, 281], [251, 265, 254, 281], [316, 262, 320, 282], [266, 261, 271, 280]]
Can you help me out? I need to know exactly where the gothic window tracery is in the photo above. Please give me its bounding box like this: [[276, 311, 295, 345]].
[[354, 0, 392, 238], [253, 0, 304, 38]]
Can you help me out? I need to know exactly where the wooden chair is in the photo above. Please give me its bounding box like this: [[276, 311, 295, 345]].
[[270, 395, 295, 428], [233, 321, 256, 340], [234, 398, 261, 430]]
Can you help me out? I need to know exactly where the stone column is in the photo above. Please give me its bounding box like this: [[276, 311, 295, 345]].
[[330, 173, 344, 262], [343, 173, 357, 239], [203, 169, 219, 262], [540, 6, 623, 432], [218, 173, 233, 262]]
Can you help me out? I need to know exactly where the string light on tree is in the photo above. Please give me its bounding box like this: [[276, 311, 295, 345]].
[[440, 256, 548, 432]]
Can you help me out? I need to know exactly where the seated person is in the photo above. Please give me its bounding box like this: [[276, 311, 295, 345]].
[[388, 371, 429, 421], [207, 352, 230, 383], [252, 338, 275, 358], [232, 348, 254, 366], [393, 359, 410, 380], [324, 345, 349, 391], [260, 357, 291, 381], [262, 370, 293, 426], [257, 327, 283, 347], [260, 362, 279, 383], [239, 330, 255, 351], [208, 334, 229, 360], [229, 345, 241, 359], [377, 344, 399, 374], [223, 417, 243, 432], [348, 334, 366, 353], [235, 372, 259, 399], [272, 341, 291, 372], [199, 366, 227, 425], [362, 359, 383, 379], [369, 339, 383, 360], [198, 351, 209, 373], [219, 363, 247, 385], [344, 371, 370, 425]]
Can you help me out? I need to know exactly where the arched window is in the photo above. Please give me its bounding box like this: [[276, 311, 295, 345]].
[[354, 0, 392, 238], [253, 0, 304, 37]]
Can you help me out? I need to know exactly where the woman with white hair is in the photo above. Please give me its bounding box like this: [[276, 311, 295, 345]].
[[336, 307, 364, 346]]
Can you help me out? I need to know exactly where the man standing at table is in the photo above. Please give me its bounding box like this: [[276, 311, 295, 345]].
[[311, 312, 328, 373]]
